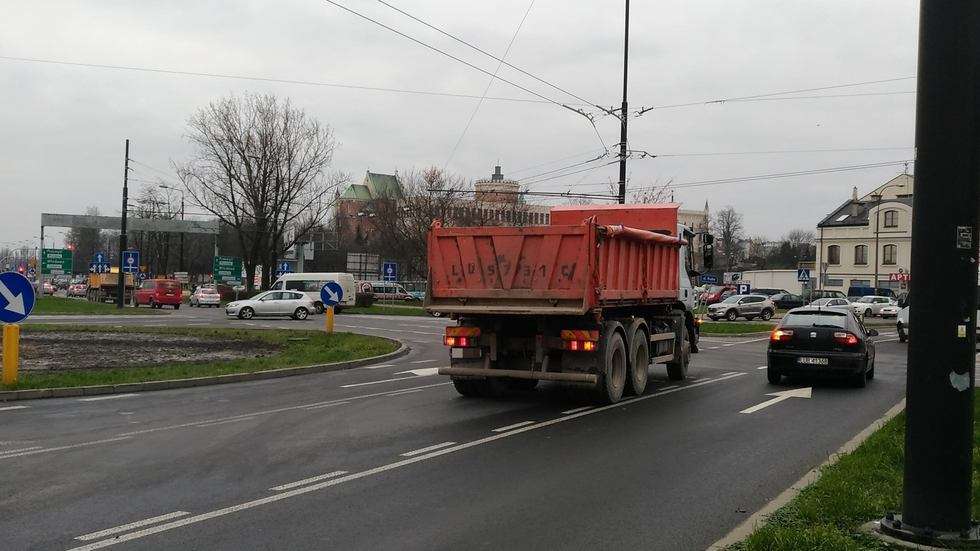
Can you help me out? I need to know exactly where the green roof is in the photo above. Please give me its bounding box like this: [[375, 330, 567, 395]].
[[338, 171, 404, 202]]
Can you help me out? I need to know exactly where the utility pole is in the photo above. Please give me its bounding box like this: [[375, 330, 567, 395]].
[[116, 139, 130, 309], [878, 1, 979, 545], [616, 0, 630, 204], [178, 193, 185, 272]]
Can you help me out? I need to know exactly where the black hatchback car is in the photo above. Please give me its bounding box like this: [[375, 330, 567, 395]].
[[767, 307, 878, 387]]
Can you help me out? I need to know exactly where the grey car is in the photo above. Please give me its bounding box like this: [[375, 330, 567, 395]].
[[706, 294, 776, 321]]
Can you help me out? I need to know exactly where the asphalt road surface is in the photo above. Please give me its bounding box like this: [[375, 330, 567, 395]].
[[4, 309, 907, 550]]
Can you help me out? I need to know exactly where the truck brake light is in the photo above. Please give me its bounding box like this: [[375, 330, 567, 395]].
[[444, 336, 476, 347], [565, 340, 596, 352]]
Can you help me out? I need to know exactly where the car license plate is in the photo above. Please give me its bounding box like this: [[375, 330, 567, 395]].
[[798, 357, 829, 365]]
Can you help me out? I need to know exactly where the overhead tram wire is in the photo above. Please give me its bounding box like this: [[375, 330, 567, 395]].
[[442, 0, 537, 171], [321, 0, 608, 149], [509, 148, 608, 175], [0, 56, 578, 106], [516, 151, 611, 182], [520, 159, 620, 186]]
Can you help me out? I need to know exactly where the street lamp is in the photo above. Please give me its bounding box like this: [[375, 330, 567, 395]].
[[159, 185, 186, 272], [870, 180, 907, 290]]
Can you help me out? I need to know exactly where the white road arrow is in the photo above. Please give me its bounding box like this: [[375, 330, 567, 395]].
[[395, 367, 440, 377], [740, 387, 812, 414], [0, 280, 26, 316]]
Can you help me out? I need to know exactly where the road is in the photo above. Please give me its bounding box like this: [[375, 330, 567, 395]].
[[3, 309, 907, 550]]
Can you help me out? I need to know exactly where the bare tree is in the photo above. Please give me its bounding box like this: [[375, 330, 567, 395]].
[[177, 93, 345, 290], [630, 178, 674, 204], [65, 206, 107, 273], [712, 206, 744, 269]]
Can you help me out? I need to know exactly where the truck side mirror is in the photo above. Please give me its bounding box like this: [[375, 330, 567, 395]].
[[702, 234, 715, 270]]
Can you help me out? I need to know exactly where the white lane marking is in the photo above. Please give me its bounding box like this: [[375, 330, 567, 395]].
[[720, 372, 741, 376], [740, 387, 813, 414], [0, 446, 41, 455], [269, 471, 347, 491], [363, 364, 394, 369], [689, 377, 710, 382], [340, 376, 417, 388], [78, 394, 139, 402], [116, 382, 452, 438], [66, 373, 745, 551], [707, 346, 720, 350], [722, 337, 771, 347], [658, 385, 679, 390], [410, 359, 437, 364], [0, 405, 28, 411], [394, 367, 441, 377], [386, 388, 426, 397], [195, 417, 255, 428], [757, 365, 768, 370], [492, 421, 536, 433], [400, 441, 457, 457], [561, 406, 593, 415], [76, 512, 191, 541], [0, 436, 132, 460], [300, 401, 349, 410]]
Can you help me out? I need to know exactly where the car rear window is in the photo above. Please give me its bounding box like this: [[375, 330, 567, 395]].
[[159, 281, 179, 290], [781, 310, 849, 329]]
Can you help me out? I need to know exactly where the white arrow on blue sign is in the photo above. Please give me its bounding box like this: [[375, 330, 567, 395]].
[[0, 272, 36, 324], [320, 280, 344, 308], [94, 252, 106, 264]]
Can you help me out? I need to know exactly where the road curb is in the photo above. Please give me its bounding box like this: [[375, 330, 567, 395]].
[[706, 398, 907, 550], [0, 340, 410, 402]]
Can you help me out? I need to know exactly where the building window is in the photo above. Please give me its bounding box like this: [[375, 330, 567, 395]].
[[827, 245, 840, 265], [826, 278, 844, 287], [883, 244, 897, 265], [854, 245, 868, 265], [850, 279, 871, 288], [883, 210, 898, 228]]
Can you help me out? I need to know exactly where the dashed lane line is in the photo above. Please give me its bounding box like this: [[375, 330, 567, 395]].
[[78, 394, 139, 402], [269, 471, 348, 491], [410, 359, 437, 364], [195, 417, 256, 428], [340, 376, 418, 388], [66, 372, 746, 551], [0, 405, 28, 411], [400, 441, 456, 457], [76, 512, 191, 541], [0, 436, 133, 460], [300, 401, 349, 410], [492, 421, 536, 433], [561, 406, 593, 415], [757, 365, 768, 370]]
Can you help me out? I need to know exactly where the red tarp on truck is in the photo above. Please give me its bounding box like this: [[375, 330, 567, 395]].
[[427, 204, 684, 315]]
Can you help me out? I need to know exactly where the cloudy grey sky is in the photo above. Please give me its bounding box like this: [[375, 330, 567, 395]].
[[2, 0, 919, 250]]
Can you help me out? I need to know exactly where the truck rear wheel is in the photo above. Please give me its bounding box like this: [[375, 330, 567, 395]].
[[666, 321, 690, 381], [451, 377, 485, 397], [594, 331, 627, 404], [626, 324, 649, 396]]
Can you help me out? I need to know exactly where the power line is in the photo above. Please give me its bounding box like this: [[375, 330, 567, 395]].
[[377, 0, 599, 109], [442, 0, 536, 171], [521, 159, 619, 185], [655, 146, 914, 158], [0, 55, 576, 106], [509, 148, 607, 175], [635, 76, 917, 116], [517, 152, 610, 182]]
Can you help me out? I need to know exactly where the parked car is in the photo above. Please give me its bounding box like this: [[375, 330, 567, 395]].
[[849, 296, 896, 318], [363, 281, 418, 302], [67, 283, 88, 297], [702, 284, 736, 305], [41, 281, 56, 295], [767, 306, 878, 387], [809, 297, 850, 309], [189, 284, 222, 307], [749, 288, 789, 297], [225, 290, 315, 320], [879, 304, 900, 318], [269, 272, 356, 313], [847, 286, 896, 299], [135, 278, 183, 309], [771, 292, 805, 309], [706, 294, 775, 321], [803, 289, 848, 303]]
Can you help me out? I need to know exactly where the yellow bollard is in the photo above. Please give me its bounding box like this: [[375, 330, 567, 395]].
[[2, 324, 19, 386], [325, 306, 335, 334]]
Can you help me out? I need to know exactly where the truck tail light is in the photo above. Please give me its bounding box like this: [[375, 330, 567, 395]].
[[444, 326, 480, 347], [834, 331, 859, 346], [561, 329, 599, 352], [444, 336, 475, 347], [770, 329, 794, 342], [565, 339, 596, 352]]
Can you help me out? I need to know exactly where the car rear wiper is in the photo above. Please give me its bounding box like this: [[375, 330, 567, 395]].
[[810, 324, 845, 328]]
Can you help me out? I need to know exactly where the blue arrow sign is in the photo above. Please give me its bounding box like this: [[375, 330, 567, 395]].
[[0, 272, 36, 324], [797, 268, 811, 282], [93, 252, 106, 264], [320, 280, 344, 308], [121, 250, 140, 273]]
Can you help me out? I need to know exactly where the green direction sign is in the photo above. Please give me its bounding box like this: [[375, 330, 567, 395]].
[[41, 248, 73, 275], [213, 255, 242, 285]]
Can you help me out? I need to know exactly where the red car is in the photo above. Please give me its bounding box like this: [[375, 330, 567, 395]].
[[702, 284, 736, 305], [135, 279, 183, 309]]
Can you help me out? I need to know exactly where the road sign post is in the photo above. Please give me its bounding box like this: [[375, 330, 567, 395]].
[[383, 261, 398, 282], [320, 281, 344, 334], [0, 272, 37, 386], [2, 324, 18, 385]]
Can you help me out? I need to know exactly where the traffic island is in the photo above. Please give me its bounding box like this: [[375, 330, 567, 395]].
[[699, 322, 774, 335], [33, 297, 168, 315], [0, 325, 405, 399], [721, 391, 980, 550]]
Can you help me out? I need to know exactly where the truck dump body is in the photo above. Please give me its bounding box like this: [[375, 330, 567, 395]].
[[427, 204, 684, 315]]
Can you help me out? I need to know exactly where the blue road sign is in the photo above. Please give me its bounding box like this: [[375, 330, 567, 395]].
[[383, 261, 398, 282], [93, 252, 107, 264], [121, 250, 140, 273], [699, 274, 718, 284], [137, 271, 147, 281], [320, 280, 344, 308], [89, 262, 110, 274], [27, 267, 36, 277], [275, 261, 292, 278], [0, 272, 36, 324], [797, 268, 811, 282], [737, 283, 752, 295]]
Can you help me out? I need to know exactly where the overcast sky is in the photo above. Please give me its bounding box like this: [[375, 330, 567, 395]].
[[1, 0, 919, 251]]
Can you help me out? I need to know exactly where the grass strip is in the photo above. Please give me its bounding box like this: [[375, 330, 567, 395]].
[[733, 390, 980, 550], [33, 297, 166, 315], [700, 322, 774, 335], [1, 325, 398, 390], [343, 305, 429, 317]]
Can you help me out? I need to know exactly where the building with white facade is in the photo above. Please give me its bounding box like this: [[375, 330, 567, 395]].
[[815, 174, 913, 293]]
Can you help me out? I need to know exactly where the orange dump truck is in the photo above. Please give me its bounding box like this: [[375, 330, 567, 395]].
[[426, 204, 714, 404]]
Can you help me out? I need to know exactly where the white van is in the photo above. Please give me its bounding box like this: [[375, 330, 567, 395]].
[[270, 272, 356, 313]]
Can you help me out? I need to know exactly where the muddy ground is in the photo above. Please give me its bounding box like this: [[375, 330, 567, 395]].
[[3, 331, 280, 371]]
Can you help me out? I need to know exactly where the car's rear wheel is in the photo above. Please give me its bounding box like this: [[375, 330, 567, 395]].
[[898, 324, 908, 343], [174, 304, 180, 310], [761, 309, 773, 321], [149, 299, 156, 309], [853, 363, 869, 388], [865, 308, 873, 318], [767, 366, 781, 385], [313, 302, 324, 314], [239, 307, 254, 320], [726, 309, 738, 321], [293, 307, 309, 320]]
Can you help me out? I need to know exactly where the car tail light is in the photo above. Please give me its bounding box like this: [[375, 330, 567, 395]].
[[834, 332, 859, 346], [770, 329, 794, 342]]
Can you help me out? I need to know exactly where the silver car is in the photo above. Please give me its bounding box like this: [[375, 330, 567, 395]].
[[809, 297, 851, 309], [706, 294, 776, 321], [225, 290, 316, 320], [850, 296, 896, 318]]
